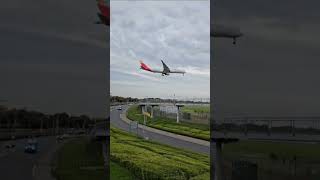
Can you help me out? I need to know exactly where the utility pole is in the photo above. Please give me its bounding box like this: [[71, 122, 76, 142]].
[[143, 105, 146, 125], [40, 116, 44, 133], [0, 100, 8, 128], [11, 109, 17, 139], [52, 116, 55, 135], [56, 115, 59, 135]]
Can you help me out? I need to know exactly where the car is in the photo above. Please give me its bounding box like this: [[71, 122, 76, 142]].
[[24, 144, 37, 153], [56, 134, 70, 141], [56, 135, 64, 141], [4, 143, 15, 149], [25, 138, 38, 153], [117, 106, 122, 110]]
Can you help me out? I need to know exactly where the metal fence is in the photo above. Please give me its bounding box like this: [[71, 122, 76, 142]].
[[152, 106, 210, 125], [213, 116, 320, 137]]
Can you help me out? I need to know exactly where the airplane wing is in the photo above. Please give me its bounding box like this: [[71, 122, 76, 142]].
[[161, 60, 170, 73]]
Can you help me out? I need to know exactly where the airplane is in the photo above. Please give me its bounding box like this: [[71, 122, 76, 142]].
[[140, 60, 186, 76], [211, 24, 243, 44], [95, 0, 109, 26]]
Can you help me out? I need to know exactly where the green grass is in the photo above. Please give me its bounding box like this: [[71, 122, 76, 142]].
[[53, 138, 107, 180], [111, 126, 210, 180], [127, 105, 210, 141], [224, 140, 320, 159], [222, 141, 320, 180], [111, 161, 136, 180], [181, 105, 210, 114]]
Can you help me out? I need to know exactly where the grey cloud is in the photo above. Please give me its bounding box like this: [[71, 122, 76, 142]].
[[111, 1, 210, 98], [0, 0, 107, 117], [213, 0, 320, 115]]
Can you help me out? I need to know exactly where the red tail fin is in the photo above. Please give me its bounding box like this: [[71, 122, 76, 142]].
[[97, 0, 110, 25], [140, 60, 151, 71], [98, 3, 109, 17]]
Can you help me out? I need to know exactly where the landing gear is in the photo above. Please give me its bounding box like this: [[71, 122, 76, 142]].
[[233, 38, 236, 45]]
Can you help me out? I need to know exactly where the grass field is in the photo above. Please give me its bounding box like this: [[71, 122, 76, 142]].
[[224, 140, 320, 159], [110, 161, 136, 180], [53, 138, 107, 180], [127, 105, 210, 141], [222, 141, 320, 180], [181, 105, 210, 114], [110, 126, 210, 180]]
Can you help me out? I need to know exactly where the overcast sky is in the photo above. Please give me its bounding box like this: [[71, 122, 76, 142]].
[[0, 0, 108, 117], [110, 1, 210, 100], [212, 0, 320, 117]]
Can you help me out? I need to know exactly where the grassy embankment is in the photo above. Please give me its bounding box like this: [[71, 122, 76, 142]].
[[110, 161, 136, 180], [111, 126, 210, 180], [52, 138, 108, 180], [181, 105, 210, 114], [223, 141, 320, 179], [127, 105, 210, 141], [53, 137, 136, 180], [224, 140, 320, 159]]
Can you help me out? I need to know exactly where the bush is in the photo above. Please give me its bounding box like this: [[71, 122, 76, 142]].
[[110, 127, 210, 180]]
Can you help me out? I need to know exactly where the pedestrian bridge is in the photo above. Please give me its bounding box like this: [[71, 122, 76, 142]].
[[212, 115, 320, 142]]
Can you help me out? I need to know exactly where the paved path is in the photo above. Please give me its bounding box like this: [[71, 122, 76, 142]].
[[110, 105, 210, 155]]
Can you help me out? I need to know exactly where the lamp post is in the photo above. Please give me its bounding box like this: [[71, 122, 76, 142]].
[[0, 99, 8, 129]]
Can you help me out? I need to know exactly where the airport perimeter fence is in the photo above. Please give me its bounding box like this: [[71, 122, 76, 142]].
[[152, 107, 210, 125], [222, 155, 320, 180], [212, 116, 320, 136]]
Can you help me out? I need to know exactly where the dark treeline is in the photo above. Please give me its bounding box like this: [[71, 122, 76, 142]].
[[110, 96, 140, 103], [0, 106, 100, 129]]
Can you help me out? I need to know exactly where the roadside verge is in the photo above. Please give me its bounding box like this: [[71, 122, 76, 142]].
[[120, 107, 210, 147]]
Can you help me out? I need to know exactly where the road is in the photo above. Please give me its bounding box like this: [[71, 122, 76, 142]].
[[0, 136, 58, 180], [110, 105, 210, 155]]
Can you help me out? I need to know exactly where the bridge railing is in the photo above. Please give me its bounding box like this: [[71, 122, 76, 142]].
[[213, 116, 320, 137]]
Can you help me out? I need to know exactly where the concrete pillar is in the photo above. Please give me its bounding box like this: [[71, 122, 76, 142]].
[[56, 117, 59, 135], [268, 120, 272, 136], [140, 105, 144, 114], [143, 106, 146, 125], [150, 106, 155, 118], [211, 140, 215, 180], [215, 141, 225, 180], [176, 106, 180, 123], [151, 107, 154, 118], [292, 120, 295, 136], [40, 117, 44, 133]]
